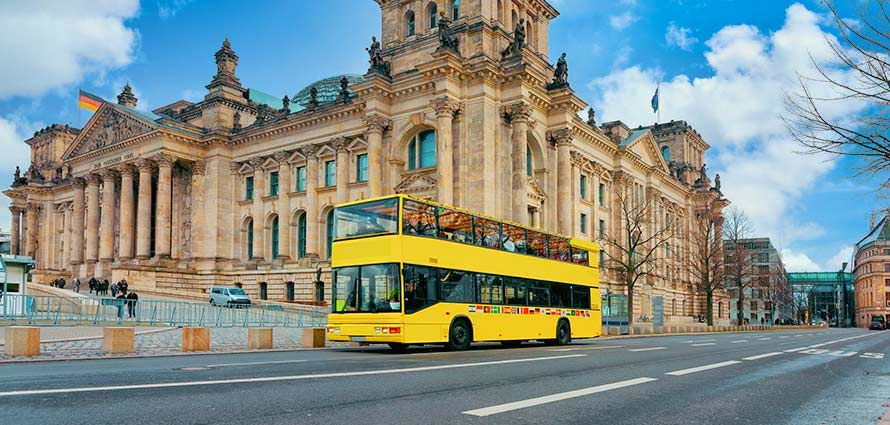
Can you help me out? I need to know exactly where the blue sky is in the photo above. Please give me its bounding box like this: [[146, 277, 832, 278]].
[[0, 0, 878, 271]]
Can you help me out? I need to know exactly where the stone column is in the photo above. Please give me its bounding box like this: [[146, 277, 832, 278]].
[[333, 138, 349, 204], [551, 128, 573, 235], [9, 207, 20, 255], [190, 161, 206, 259], [250, 158, 265, 261], [508, 102, 530, 225], [117, 165, 135, 260], [135, 159, 154, 259], [85, 174, 101, 263], [61, 206, 71, 267], [275, 153, 291, 260], [24, 204, 37, 258], [363, 114, 390, 197], [300, 145, 320, 258], [99, 169, 117, 262], [71, 178, 85, 264], [154, 154, 175, 259], [431, 97, 460, 205]]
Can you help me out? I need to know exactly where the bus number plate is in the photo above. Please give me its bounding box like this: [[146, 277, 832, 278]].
[[350, 336, 366, 342]]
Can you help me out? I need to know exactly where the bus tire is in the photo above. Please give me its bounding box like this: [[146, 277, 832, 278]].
[[447, 318, 472, 351], [555, 319, 571, 346]]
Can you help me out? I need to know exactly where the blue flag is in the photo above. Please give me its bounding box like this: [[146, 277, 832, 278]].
[[650, 86, 659, 113]]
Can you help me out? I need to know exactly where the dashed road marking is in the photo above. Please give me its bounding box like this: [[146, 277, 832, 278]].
[[462, 377, 658, 417], [757, 337, 772, 341], [666, 360, 741, 376], [690, 343, 716, 347], [783, 347, 808, 353], [549, 345, 624, 352], [778, 336, 789, 339], [628, 347, 667, 352], [825, 351, 857, 357], [207, 360, 308, 368], [742, 352, 783, 361], [860, 353, 885, 359], [730, 340, 748, 343]]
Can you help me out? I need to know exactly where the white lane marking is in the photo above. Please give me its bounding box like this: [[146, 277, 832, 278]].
[[730, 340, 748, 343], [778, 336, 789, 339], [690, 343, 716, 347], [794, 334, 803, 337], [549, 345, 623, 352], [462, 377, 658, 417], [808, 332, 876, 348], [801, 349, 830, 355], [783, 347, 808, 353], [666, 360, 741, 376], [861, 353, 884, 359], [825, 351, 857, 357], [628, 347, 667, 352], [757, 337, 772, 341], [206, 360, 309, 368], [742, 352, 783, 361], [683, 339, 715, 343], [0, 354, 587, 397]]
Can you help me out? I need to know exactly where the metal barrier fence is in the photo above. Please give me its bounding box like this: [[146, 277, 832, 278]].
[[0, 294, 328, 328]]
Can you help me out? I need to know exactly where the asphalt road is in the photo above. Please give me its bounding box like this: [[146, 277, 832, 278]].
[[1, 328, 888, 425]]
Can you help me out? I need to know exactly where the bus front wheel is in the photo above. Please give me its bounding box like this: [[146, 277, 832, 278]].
[[555, 320, 571, 346], [447, 319, 472, 351]]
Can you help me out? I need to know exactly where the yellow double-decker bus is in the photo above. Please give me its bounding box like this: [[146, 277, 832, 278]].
[[326, 194, 601, 351]]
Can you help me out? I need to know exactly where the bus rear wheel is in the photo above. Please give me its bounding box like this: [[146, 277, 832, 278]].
[[555, 320, 571, 346], [447, 319, 472, 351]]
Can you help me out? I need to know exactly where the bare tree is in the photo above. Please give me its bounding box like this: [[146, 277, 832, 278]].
[[784, 0, 890, 182], [600, 181, 674, 328], [684, 207, 725, 326], [723, 206, 755, 326], [762, 264, 791, 325]]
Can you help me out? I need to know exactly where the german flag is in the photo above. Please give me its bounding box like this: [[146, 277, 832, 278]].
[[78, 89, 103, 112]]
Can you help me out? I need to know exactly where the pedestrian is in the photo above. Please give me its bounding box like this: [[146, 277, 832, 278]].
[[111, 281, 119, 297], [115, 292, 126, 319], [73, 278, 80, 293], [88, 277, 97, 294], [119, 279, 128, 296], [126, 291, 139, 318], [59, 277, 66, 289]]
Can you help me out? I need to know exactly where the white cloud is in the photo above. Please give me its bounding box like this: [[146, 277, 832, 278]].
[[158, 0, 195, 19], [0, 115, 41, 231], [665, 22, 698, 50], [825, 246, 854, 271], [609, 12, 638, 30], [781, 249, 822, 272], [591, 3, 867, 243], [0, 0, 140, 99]]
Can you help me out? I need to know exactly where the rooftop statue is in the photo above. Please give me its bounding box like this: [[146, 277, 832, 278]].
[[501, 18, 526, 57], [437, 11, 459, 53], [547, 52, 570, 89], [366, 36, 391, 77]]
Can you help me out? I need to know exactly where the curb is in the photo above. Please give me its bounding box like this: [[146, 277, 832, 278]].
[[599, 327, 829, 340], [0, 327, 177, 347], [0, 344, 345, 365]]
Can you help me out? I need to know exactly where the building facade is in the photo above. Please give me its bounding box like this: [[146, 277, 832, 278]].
[[3, 0, 728, 324], [724, 238, 791, 325], [853, 216, 890, 327]]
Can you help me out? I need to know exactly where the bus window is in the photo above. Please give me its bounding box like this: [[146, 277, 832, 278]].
[[476, 274, 504, 304], [550, 283, 571, 307], [572, 249, 589, 266], [332, 264, 400, 313], [549, 236, 570, 262], [504, 277, 528, 305], [404, 265, 438, 313], [437, 208, 473, 244], [403, 200, 437, 237], [527, 231, 548, 258], [528, 281, 550, 307], [439, 269, 475, 303], [572, 285, 591, 309], [333, 266, 360, 312], [474, 217, 501, 249], [334, 198, 399, 239], [501, 223, 527, 254]]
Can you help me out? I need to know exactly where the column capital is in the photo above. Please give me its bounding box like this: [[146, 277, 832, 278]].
[[547, 127, 573, 146], [87, 173, 102, 186], [273, 151, 290, 164], [247, 157, 264, 169], [9, 205, 21, 214], [116, 163, 136, 177], [298, 144, 320, 159], [191, 160, 207, 176], [135, 158, 155, 173], [151, 153, 176, 168], [72, 176, 87, 189], [430, 96, 461, 118], [331, 137, 349, 153], [229, 161, 243, 173], [503, 102, 531, 124], [362, 113, 392, 134]]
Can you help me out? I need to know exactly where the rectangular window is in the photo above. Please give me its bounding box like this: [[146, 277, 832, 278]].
[[884, 263, 890, 272], [580, 175, 587, 199], [245, 176, 254, 200], [332, 263, 401, 313], [420, 131, 436, 168], [334, 198, 399, 240], [527, 231, 548, 258], [473, 217, 501, 249], [269, 171, 279, 196], [296, 166, 306, 192], [580, 213, 587, 233], [439, 269, 475, 303], [598, 220, 605, 239], [403, 265, 438, 313], [528, 281, 550, 307], [325, 160, 336, 187], [572, 285, 591, 309], [437, 208, 473, 244], [551, 283, 571, 308], [402, 199, 438, 237], [356, 154, 368, 182], [598, 183, 605, 207], [476, 274, 504, 304], [501, 223, 527, 254], [549, 236, 570, 262], [504, 277, 528, 305], [599, 250, 605, 268]]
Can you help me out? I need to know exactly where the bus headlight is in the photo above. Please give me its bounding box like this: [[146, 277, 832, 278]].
[[327, 327, 340, 334]]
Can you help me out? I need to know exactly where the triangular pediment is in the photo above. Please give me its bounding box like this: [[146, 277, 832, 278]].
[[627, 131, 670, 174], [394, 173, 437, 194], [64, 104, 157, 159]]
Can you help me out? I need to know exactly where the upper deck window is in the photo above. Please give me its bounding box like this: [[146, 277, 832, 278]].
[[333, 198, 399, 240]]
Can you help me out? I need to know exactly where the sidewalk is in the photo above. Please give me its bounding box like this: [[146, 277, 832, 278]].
[[0, 327, 348, 363]]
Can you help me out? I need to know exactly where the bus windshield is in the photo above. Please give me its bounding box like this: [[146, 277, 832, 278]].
[[334, 198, 399, 240], [333, 263, 401, 313]]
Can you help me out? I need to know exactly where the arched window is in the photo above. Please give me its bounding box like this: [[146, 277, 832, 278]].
[[406, 10, 416, 36], [326, 210, 335, 259], [297, 213, 307, 258], [271, 216, 279, 259], [661, 146, 670, 162], [452, 0, 460, 19], [511, 10, 518, 29], [526, 146, 532, 176], [407, 129, 437, 170], [428, 3, 438, 29], [246, 218, 254, 260], [497, 0, 504, 25]]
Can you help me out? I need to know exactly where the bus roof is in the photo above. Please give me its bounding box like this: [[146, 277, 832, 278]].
[[335, 194, 599, 252]]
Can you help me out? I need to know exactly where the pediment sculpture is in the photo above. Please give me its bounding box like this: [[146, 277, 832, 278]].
[[71, 108, 153, 157]]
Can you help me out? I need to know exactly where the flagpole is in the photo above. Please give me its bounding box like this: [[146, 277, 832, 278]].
[[77, 88, 81, 128], [656, 83, 660, 124]]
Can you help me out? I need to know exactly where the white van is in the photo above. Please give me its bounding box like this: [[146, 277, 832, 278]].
[[209, 286, 251, 307]]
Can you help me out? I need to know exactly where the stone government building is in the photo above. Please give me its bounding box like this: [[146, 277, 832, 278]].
[[4, 0, 729, 324]]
